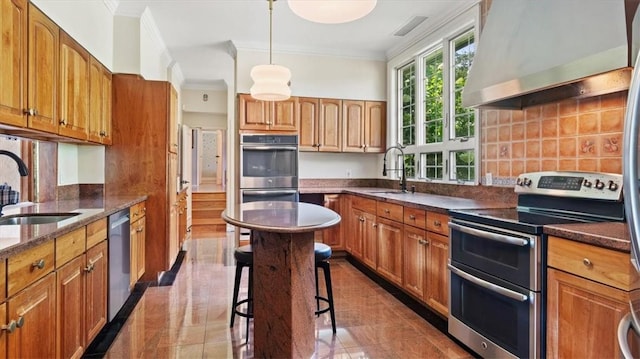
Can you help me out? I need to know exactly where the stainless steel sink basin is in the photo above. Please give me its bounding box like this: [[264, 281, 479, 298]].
[[369, 190, 407, 194], [0, 213, 80, 225]]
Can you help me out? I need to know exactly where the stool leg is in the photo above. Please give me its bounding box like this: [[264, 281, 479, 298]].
[[321, 261, 337, 334], [315, 263, 321, 314], [246, 265, 253, 343], [230, 263, 243, 328]]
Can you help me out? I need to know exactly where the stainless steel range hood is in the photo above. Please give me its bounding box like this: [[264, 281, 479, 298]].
[[462, 0, 640, 109]]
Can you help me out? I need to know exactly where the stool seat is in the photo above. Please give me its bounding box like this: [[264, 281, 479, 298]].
[[314, 243, 332, 262], [234, 245, 253, 263]]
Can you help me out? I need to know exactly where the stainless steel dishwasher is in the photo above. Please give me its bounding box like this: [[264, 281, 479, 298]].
[[108, 209, 131, 321]]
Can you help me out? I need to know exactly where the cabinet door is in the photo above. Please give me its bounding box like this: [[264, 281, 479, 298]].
[[0, 0, 28, 127], [298, 97, 319, 151], [58, 31, 89, 140], [342, 100, 365, 152], [322, 194, 343, 249], [364, 101, 386, 153], [56, 255, 85, 359], [27, 3, 58, 133], [271, 97, 298, 132], [8, 272, 56, 358], [238, 93, 269, 131], [85, 241, 107, 345], [347, 207, 364, 258], [0, 302, 7, 358], [135, 217, 146, 281], [403, 225, 427, 300], [319, 98, 342, 152], [361, 211, 377, 270], [547, 268, 629, 359], [168, 86, 178, 153], [426, 232, 449, 316], [129, 221, 139, 289], [88, 57, 107, 143], [100, 66, 112, 145], [376, 217, 403, 286]]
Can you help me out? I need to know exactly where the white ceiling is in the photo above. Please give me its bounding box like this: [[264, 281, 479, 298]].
[[113, 0, 478, 90]]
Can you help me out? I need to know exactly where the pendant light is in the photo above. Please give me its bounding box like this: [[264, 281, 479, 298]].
[[288, 0, 377, 24], [250, 0, 291, 101]]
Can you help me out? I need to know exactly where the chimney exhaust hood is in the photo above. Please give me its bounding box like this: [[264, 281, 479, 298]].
[[462, 0, 640, 109]]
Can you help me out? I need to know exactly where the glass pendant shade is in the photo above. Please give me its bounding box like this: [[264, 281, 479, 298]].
[[288, 0, 377, 24], [250, 64, 292, 101]]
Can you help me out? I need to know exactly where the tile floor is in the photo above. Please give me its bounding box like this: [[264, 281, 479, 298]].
[[104, 231, 474, 358]]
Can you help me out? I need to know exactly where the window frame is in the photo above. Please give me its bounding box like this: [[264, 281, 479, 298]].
[[387, 9, 479, 185]]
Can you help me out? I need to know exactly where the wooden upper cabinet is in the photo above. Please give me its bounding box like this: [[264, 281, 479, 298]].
[[298, 97, 319, 150], [0, 0, 28, 128], [169, 86, 178, 153], [364, 101, 386, 153], [342, 100, 386, 153], [58, 31, 90, 140], [88, 57, 112, 144], [27, 3, 58, 134], [238, 94, 298, 132]]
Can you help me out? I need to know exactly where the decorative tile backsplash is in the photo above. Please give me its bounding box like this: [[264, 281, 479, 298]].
[[482, 92, 627, 186]]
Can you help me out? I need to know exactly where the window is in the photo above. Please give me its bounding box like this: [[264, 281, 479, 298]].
[[394, 28, 477, 184]]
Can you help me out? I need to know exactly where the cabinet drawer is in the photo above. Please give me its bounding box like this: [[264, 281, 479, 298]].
[[86, 218, 107, 249], [404, 207, 426, 228], [377, 201, 403, 222], [548, 236, 635, 291], [352, 196, 376, 214], [130, 201, 146, 222], [426, 212, 449, 235], [56, 227, 86, 267], [8, 241, 55, 296]]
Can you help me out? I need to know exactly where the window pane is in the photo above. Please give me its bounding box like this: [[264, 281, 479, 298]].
[[452, 30, 475, 139], [452, 150, 475, 182], [398, 153, 416, 179], [424, 49, 444, 144], [399, 62, 416, 146], [421, 152, 444, 180]]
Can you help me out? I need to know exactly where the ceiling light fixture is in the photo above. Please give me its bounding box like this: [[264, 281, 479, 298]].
[[288, 0, 377, 24], [250, 0, 291, 102]]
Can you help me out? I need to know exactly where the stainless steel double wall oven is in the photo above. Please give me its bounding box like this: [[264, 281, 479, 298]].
[[239, 134, 299, 203], [448, 171, 625, 359]]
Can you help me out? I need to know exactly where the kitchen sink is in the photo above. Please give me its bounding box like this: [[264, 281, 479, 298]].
[[369, 190, 408, 194], [0, 213, 80, 226]]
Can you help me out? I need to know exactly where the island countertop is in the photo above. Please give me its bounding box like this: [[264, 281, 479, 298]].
[[0, 196, 147, 259]]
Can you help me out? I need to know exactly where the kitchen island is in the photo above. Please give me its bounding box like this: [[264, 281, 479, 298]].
[[222, 201, 340, 358]]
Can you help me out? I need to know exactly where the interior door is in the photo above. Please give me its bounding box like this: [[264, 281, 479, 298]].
[[182, 125, 193, 230]]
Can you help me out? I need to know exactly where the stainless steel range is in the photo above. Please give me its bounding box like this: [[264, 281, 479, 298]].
[[448, 171, 625, 359]]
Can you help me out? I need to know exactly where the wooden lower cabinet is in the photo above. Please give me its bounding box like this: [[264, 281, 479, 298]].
[[57, 255, 85, 359], [85, 241, 107, 345], [360, 211, 377, 270], [8, 272, 56, 358], [425, 232, 449, 316], [547, 268, 629, 358], [130, 202, 147, 288], [322, 194, 344, 250], [403, 225, 427, 300], [376, 217, 403, 286]]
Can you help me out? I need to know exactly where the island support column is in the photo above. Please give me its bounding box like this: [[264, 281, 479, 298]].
[[252, 230, 316, 358]]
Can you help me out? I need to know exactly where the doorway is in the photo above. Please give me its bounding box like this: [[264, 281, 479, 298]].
[[192, 128, 225, 186]]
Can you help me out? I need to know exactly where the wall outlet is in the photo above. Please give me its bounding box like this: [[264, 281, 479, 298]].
[[486, 172, 493, 186], [346, 169, 352, 178]]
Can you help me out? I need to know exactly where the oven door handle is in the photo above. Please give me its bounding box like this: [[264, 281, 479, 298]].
[[448, 264, 529, 302], [243, 146, 298, 151], [449, 222, 529, 247], [242, 190, 299, 196]]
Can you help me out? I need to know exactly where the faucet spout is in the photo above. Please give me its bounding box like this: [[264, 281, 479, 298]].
[[0, 150, 29, 176], [382, 144, 407, 192]]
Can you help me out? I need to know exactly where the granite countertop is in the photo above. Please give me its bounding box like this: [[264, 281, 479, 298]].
[[222, 201, 341, 234], [300, 187, 513, 214], [544, 222, 631, 252], [0, 195, 147, 259]]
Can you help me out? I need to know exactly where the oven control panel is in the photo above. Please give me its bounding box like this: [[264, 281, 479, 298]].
[[515, 171, 622, 201]]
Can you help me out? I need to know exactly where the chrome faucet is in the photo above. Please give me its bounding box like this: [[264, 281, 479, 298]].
[[0, 150, 29, 176], [382, 144, 407, 192]]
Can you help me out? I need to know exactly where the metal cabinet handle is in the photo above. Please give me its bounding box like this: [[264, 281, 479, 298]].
[[448, 264, 529, 302], [359, 217, 365, 222], [32, 259, 45, 269], [59, 119, 67, 126], [384, 209, 390, 214], [84, 263, 95, 272], [582, 258, 593, 267], [449, 222, 529, 247], [418, 239, 429, 245], [24, 108, 37, 116], [1, 320, 16, 333], [433, 220, 441, 227], [136, 227, 144, 233], [409, 214, 416, 220], [15, 316, 24, 328]]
